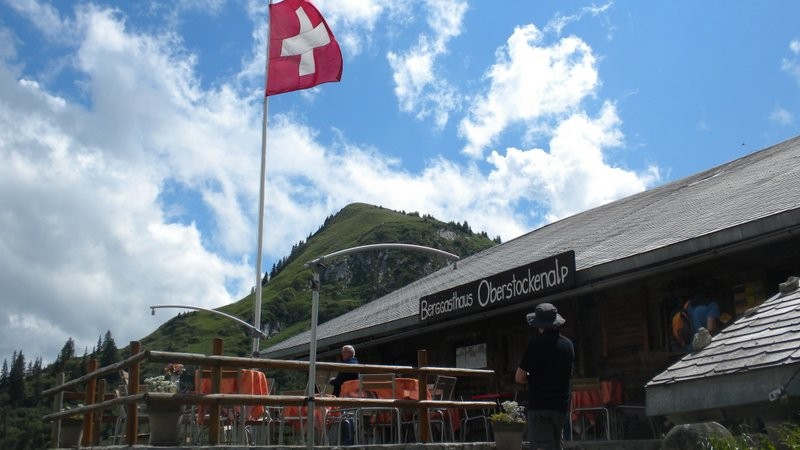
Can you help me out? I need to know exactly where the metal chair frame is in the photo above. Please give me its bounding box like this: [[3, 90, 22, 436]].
[[429, 375, 457, 442], [356, 373, 401, 444], [569, 377, 611, 441]]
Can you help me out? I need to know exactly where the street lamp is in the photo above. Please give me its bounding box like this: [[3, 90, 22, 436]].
[[149, 304, 267, 343], [302, 243, 459, 448]]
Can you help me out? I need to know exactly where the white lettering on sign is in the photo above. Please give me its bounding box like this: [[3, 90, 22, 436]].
[[420, 290, 474, 321], [281, 7, 331, 76], [419, 252, 575, 323], [477, 257, 569, 307]]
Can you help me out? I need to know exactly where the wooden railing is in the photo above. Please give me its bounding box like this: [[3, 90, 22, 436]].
[[43, 338, 497, 447]]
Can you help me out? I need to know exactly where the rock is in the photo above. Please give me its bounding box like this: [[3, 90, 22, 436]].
[[692, 327, 712, 350], [662, 422, 732, 450]]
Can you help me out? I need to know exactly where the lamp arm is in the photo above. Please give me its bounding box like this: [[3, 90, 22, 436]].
[[149, 304, 266, 338], [305, 243, 459, 269]]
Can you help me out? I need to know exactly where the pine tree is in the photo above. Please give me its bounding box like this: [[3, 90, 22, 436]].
[[8, 351, 25, 405], [53, 337, 76, 375], [100, 330, 119, 368], [31, 357, 43, 405], [0, 359, 8, 388]]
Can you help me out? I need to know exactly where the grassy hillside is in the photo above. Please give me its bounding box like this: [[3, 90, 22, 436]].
[[138, 203, 498, 357]]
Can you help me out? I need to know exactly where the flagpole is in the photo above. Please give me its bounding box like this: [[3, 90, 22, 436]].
[[252, 1, 273, 356]]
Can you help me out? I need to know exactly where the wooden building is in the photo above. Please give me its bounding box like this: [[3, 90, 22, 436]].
[[260, 136, 800, 425], [647, 276, 800, 428]]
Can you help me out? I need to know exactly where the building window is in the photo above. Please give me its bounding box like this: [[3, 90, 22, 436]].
[[456, 343, 487, 368]]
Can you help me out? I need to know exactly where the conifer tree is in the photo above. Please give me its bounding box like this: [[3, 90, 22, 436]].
[[0, 359, 7, 388], [31, 357, 43, 405], [8, 351, 25, 405], [100, 330, 119, 368], [53, 337, 76, 375]]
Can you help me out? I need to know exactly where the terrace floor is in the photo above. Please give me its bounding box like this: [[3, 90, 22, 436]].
[[53, 440, 663, 449]]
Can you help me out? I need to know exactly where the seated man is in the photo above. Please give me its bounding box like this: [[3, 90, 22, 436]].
[[329, 345, 359, 445], [329, 345, 359, 396]]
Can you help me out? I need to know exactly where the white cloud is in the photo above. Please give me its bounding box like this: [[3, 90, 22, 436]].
[[545, 1, 614, 36], [0, 27, 19, 61], [309, 0, 406, 57], [386, 0, 468, 129], [0, 1, 659, 365], [459, 24, 599, 158], [769, 107, 794, 126], [0, 6, 256, 362], [490, 102, 658, 224], [696, 109, 710, 131], [782, 39, 800, 86], [5, 0, 73, 42]]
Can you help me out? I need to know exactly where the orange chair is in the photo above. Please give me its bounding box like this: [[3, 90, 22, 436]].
[[569, 378, 611, 441], [356, 373, 401, 444]]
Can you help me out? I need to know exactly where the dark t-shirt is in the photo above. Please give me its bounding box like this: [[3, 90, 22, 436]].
[[330, 356, 359, 396], [518, 329, 574, 412]]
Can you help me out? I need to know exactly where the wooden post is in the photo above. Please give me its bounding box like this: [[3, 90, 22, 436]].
[[95, 378, 107, 445], [51, 372, 65, 447], [81, 359, 98, 447], [127, 341, 141, 445], [208, 338, 224, 445], [417, 349, 430, 443]]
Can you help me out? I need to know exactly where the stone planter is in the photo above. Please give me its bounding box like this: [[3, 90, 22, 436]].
[[58, 418, 83, 448], [146, 401, 182, 446], [492, 421, 526, 450]]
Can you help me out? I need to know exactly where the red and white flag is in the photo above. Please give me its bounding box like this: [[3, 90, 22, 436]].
[[266, 0, 343, 96]]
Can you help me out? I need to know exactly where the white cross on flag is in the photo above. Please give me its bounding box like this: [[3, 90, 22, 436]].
[[266, 0, 343, 96]]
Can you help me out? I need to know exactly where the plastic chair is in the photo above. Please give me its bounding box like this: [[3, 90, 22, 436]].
[[356, 373, 401, 444], [241, 373, 277, 445], [460, 395, 491, 441], [569, 377, 611, 440], [429, 375, 457, 441], [111, 384, 150, 445], [194, 367, 243, 444], [326, 379, 360, 445], [277, 390, 307, 445]]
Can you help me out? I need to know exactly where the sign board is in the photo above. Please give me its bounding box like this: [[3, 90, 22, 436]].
[[419, 250, 576, 324]]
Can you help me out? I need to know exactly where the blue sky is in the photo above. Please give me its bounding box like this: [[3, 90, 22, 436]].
[[1, 0, 799, 364]]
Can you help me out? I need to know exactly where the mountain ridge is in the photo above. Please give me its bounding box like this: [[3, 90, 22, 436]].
[[138, 203, 499, 357]]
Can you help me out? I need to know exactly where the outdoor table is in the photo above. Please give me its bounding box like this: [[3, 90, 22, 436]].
[[194, 369, 269, 425]]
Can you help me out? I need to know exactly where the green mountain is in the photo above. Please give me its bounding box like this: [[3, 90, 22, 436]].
[[139, 203, 499, 357]]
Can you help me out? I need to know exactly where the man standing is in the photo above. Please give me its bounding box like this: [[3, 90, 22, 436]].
[[515, 303, 574, 450], [329, 344, 359, 396]]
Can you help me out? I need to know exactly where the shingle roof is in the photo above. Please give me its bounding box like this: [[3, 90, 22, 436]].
[[262, 135, 800, 358], [645, 278, 800, 420], [647, 279, 800, 388]]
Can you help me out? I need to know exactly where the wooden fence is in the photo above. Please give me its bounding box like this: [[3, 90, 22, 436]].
[[43, 338, 497, 447]]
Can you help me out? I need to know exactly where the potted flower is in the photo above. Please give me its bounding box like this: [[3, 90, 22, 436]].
[[490, 401, 526, 450], [143, 375, 181, 446], [144, 375, 178, 393], [164, 363, 185, 385], [59, 404, 84, 447]]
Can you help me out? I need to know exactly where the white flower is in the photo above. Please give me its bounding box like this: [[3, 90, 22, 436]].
[[144, 375, 177, 393], [490, 400, 526, 424]]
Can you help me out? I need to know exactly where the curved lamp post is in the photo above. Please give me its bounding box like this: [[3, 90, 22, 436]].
[[302, 243, 459, 448], [149, 304, 267, 341]]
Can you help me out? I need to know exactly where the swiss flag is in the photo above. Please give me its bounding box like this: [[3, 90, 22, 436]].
[[266, 0, 343, 96]]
